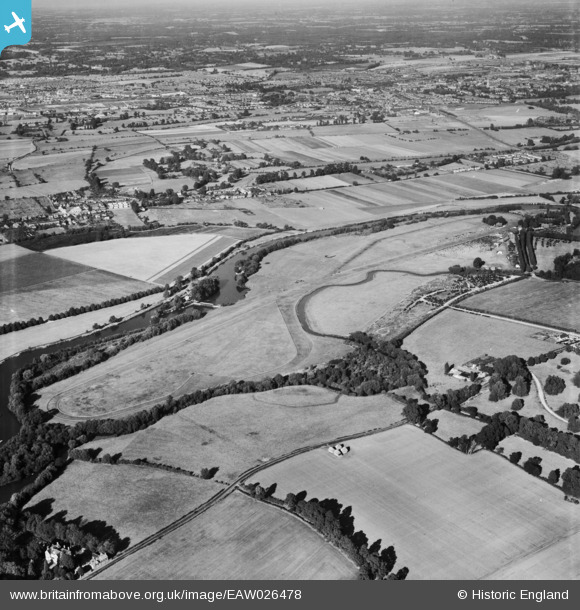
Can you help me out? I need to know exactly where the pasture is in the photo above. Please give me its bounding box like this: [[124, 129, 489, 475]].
[[532, 351, 580, 414], [460, 278, 580, 332], [0, 293, 163, 361], [247, 425, 580, 580], [497, 436, 578, 488], [50, 233, 238, 283], [95, 492, 356, 580], [303, 271, 433, 336], [37, 300, 299, 418], [403, 309, 553, 390], [26, 461, 219, 546], [464, 383, 567, 432], [426, 409, 484, 442], [0, 138, 35, 161], [82, 386, 404, 482]]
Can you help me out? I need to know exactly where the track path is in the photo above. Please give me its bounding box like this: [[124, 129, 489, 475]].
[[85, 419, 406, 579]]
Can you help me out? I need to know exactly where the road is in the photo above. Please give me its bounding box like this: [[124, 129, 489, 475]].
[[530, 371, 568, 424], [85, 418, 406, 579]]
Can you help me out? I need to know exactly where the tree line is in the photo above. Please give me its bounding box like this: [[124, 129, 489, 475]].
[[0, 286, 164, 336], [242, 483, 407, 580]]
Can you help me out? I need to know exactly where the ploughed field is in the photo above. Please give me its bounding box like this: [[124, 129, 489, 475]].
[[460, 278, 580, 332], [0, 247, 154, 324], [247, 425, 580, 580], [82, 386, 404, 482], [95, 492, 357, 580]]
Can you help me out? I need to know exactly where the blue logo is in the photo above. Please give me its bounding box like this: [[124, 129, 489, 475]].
[[1, 0, 31, 56]]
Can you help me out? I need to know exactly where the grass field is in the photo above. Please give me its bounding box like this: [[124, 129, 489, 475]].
[[532, 352, 580, 415], [460, 278, 580, 332], [463, 381, 568, 431], [50, 234, 237, 283], [426, 409, 485, 442], [0, 269, 154, 324], [26, 461, 219, 547], [403, 309, 553, 390], [247, 425, 580, 580], [0, 293, 163, 361], [303, 272, 433, 336], [37, 300, 298, 418], [0, 138, 34, 161], [95, 492, 356, 580], [81, 386, 404, 482], [497, 436, 578, 488]]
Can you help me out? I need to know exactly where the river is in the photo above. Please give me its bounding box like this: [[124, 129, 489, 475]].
[[0, 225, 356, 502]]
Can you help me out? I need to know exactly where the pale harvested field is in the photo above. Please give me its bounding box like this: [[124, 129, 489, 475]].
[[498, 436, 578, 485], [82, 386, 404, 482], [1, 270, 153, 324], [50, 233, 230, 282], [152, 235, 239, 285], [96, 492, 356, 580], [248, 425, 580, 580], [461, 278, 580, 332], [0, 294, 163, 361], [26, 461, 218, 547], [38, 300, 297, 418], [404, 309, 552, 390], [304, 271, 433, 336]]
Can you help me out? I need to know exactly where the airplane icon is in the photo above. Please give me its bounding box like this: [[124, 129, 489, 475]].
[[4, 12, 26, 34]]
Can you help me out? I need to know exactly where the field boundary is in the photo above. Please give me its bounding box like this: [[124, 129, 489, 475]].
[[85, 418, 406, 579]]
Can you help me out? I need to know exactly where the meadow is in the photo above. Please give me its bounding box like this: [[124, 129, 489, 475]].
[[532, 352, 580, 414], [247, 425, 580, 580], [26, 461, 219, 546], [81, 386, 404, 482], [460, 278, 580, 332], [0, 293, 163, 361], [37, 300, 298, 418], [303, 271, 434, 337], [403, 309, 553, 390], [95, 492, 356, 580]]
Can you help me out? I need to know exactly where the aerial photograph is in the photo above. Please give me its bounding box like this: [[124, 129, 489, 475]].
[[0, 0, 579, 583]]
